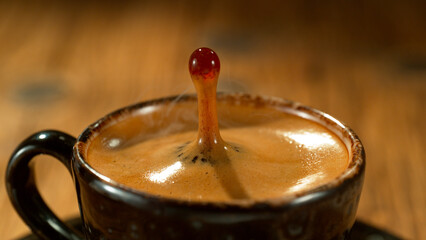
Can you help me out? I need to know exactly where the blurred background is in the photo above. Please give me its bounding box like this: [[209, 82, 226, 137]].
[[0, 1, 425, 239]]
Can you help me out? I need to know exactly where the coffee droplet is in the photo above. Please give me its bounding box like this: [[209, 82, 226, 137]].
[[189, 48, 225, 153], [189, 47, 220, 81], [180, 48, 248, 199], [176, 47, 242, 167]]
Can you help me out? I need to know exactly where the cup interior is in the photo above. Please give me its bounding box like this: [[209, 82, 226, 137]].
[[74, 93, 365, 206]]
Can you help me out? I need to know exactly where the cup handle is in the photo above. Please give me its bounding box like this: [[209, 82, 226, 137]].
[[6, 130, 83, 240]]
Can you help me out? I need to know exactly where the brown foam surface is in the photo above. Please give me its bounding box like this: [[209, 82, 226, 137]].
[[86, 101, 349, 202]]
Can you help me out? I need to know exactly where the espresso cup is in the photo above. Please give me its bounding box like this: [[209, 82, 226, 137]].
[[6, 93, 365, 240]]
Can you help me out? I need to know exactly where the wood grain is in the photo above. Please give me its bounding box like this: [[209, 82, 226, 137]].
[[1, 1, 425, 239]]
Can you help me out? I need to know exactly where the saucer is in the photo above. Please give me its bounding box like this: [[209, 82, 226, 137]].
[[19, 217, 402, 240]]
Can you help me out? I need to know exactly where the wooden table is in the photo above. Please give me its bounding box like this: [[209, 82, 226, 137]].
[[1, 1, 425, 239]]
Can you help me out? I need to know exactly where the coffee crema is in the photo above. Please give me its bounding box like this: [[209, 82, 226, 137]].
[[86, 99, 349, 202]]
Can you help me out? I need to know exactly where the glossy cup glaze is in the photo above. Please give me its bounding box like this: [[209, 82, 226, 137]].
[[6, 93, 365, 240]]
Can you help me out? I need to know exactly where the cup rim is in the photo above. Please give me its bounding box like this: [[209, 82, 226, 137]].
[[73, 93, 365, 210]]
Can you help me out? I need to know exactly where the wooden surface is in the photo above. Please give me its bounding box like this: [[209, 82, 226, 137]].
[[1, 1, 425, 239]]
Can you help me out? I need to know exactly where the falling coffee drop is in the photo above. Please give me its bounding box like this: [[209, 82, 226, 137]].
[[178, 47, 249, 199], [189, 47, 223, 152], [175, 47, 242, 166]]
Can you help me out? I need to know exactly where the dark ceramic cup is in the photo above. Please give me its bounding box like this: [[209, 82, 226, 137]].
[[6, 93, 365, 240]]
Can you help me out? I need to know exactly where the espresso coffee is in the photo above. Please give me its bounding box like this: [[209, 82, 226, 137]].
[[86, 99, 348, 202], [7, 47, 365, 240], [85, 48, 349, 202]]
